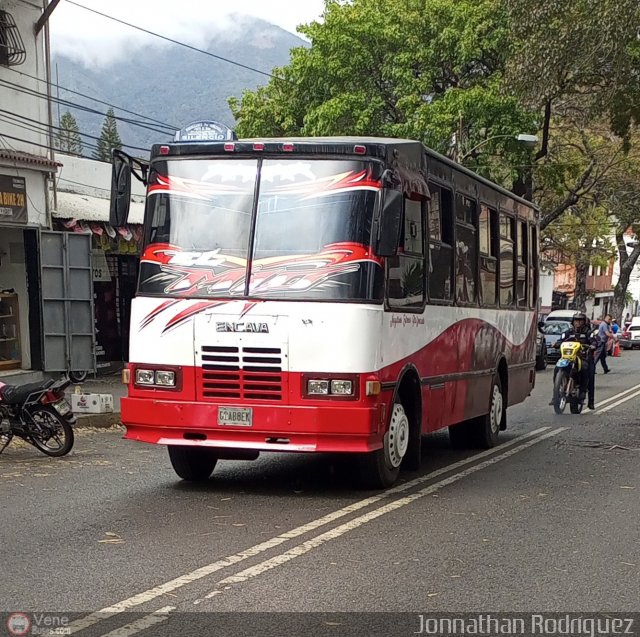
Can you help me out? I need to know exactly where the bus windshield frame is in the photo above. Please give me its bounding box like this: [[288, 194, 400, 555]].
[[139, 156, 385, 302]]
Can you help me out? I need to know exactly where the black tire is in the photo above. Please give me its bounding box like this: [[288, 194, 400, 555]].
[[536, 346, 548, 371], [470, 375, 504, 449], [168, 446, 217, 482], [28, 407, 74, 457], [449, 376, 505, 450], [358, 401, 408, 489], [570, 400, 583, 414], [553, 370, 570, 415], [68, 371, 88, 384]]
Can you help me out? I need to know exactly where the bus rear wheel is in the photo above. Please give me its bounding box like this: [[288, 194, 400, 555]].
[[448, 376, 504, 449], [359, 402, 409, 489], [168, 446, 218, 482]]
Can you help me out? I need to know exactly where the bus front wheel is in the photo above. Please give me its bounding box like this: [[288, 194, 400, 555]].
[[168, 446, 218, 482], [359, 402, 409, 489]]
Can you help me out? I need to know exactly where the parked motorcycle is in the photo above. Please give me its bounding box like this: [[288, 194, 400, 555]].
[[552, 341, 590, 415], [0, 377, 75, 456]]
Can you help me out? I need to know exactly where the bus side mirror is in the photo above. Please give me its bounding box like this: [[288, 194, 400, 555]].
[[109, 150, 132, 227], [376, 189, 403, 257]]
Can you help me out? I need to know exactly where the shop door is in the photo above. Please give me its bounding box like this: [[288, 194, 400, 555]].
[[40, 231, 96, 373]]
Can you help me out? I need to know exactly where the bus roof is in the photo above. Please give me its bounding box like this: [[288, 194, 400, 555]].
[[151, 135, 539, 213]]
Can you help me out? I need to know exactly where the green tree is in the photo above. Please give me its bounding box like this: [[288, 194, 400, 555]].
[[543, 206, 615, 313], [595, 147, 640, 322], [229, 0, 534, 173], [56, 111, 84, 156], [94, 108, 122, 161]]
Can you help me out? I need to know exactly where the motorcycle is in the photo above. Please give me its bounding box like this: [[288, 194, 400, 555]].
[[552, 340, 591, 415], [0, 377, 75, 456]]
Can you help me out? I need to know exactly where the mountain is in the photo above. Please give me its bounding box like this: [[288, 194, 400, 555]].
[[52, 18, 306, 155]]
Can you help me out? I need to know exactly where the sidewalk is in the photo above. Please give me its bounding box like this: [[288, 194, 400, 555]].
[[71, 374, 126, 428]]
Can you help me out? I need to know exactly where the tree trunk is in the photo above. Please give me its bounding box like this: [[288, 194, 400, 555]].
[[611, 232, 640, 323], [573, 259, 590, 313]]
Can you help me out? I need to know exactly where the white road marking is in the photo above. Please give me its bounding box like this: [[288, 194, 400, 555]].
[[67, 426, 551, 634], [591, 382, 640, 410], [197, 428, 565, 602], [594, 388, 640, 414], [96, 606, 174, 637]]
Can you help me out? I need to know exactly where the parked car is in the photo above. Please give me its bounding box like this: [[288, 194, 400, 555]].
[[545, 309, 577, 323], [620, 320, 640, 349], [541, 320, 572, 363]]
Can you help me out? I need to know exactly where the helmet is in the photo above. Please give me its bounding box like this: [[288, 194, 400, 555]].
[[572, 312, 589, 330]]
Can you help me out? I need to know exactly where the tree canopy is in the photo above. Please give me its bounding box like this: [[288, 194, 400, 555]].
[[94, 108, 122, 162]]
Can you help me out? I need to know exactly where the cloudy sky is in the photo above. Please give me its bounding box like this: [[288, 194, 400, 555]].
[[50, 0, 325, 66]]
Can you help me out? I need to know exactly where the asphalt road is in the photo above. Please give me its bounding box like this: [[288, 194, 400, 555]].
[[2, 353, 640, 635]]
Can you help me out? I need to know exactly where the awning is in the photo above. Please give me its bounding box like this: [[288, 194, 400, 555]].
[[53, 190, 145, 224], [0, 149, 61, 171]]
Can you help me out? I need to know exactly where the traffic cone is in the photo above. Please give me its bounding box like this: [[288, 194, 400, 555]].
[[613, 341, 621, 357]]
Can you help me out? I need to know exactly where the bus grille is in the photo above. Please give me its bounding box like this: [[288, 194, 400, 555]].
[[200, 346, 283, 401]]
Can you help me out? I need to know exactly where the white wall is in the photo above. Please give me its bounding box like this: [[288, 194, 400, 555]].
[[539, 269, 554, 310], [0, 0, 54, 227], [55, 153, 146, 199], [0, 0, 50, 160]]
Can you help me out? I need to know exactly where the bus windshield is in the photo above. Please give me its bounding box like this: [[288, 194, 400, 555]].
[[140, 158, 384, 301]]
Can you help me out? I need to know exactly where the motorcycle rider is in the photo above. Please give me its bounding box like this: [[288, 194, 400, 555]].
[[549, 311, 599, 410]]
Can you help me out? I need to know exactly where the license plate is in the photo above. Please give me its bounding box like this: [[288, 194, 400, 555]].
[[53, 399, 71, 416], [217, 407, 252, 427]]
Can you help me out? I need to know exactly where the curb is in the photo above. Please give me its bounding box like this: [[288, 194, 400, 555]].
[[74, 413, 123, 428]]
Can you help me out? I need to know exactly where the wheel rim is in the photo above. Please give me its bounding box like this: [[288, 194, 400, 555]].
[[384, 403, 409, 469], [31, 410, 67, 452], [490, 385, 503, 433]]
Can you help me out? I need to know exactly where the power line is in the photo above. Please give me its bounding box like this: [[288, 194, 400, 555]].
[[4, 65, 178, 132], [0, 108, 150, 153], [0, 115, 101, 155], [0, 77, 172, 136], [65, 0, 283, 81]]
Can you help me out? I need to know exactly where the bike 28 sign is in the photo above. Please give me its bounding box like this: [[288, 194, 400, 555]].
[[0, 175, 27, 224]]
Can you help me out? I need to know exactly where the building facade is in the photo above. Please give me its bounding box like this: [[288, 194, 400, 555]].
[[0, 0, 58, 377]]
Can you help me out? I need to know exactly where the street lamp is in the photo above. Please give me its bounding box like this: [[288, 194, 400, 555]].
[[459, 133, 538, 163]]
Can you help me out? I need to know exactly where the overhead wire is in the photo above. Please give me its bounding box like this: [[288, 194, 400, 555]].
[[0, 77, 173, 136], [4, 65, 178, 132], [0, 108, 151, 153]]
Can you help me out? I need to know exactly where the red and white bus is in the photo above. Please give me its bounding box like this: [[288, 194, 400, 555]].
[[110, 135, 539, 488]]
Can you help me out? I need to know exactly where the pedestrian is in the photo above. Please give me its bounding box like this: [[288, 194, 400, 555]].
[[596, 314, 614, 373]]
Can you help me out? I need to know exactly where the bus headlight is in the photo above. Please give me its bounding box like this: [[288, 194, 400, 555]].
[[155, 370, 176, 387], [307, 380, 330, 395], [304, 376, 357, 398], [134, 367, 180, 389], [330, 379, 353, 395], [135, 369, 155, 385]]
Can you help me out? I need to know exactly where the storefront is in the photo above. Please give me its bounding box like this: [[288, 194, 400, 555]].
[[0, 169, 50, 374], [53, 216, 142, 374]]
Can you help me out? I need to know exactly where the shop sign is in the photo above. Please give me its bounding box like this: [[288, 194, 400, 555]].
[[0, 175, 27, 224], [91, 250, 112, 282]]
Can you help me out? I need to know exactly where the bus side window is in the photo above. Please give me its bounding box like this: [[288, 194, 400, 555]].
[[530, 224, 539, 309], [479, 204, 498, 306], [517, 221, 528, 307], [427, 184, 453, 301], [455, 194, 478, 305], [387, 195, 425, 309], [499, 213, 515, 307]]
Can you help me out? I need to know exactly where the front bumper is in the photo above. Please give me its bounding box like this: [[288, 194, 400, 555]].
[[121, 397, 385, 453]]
